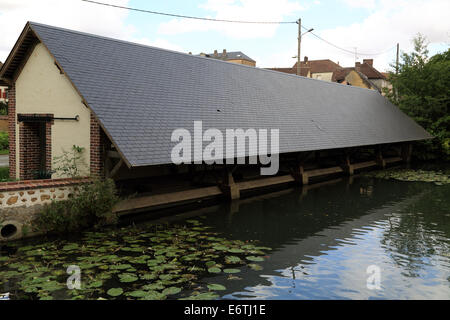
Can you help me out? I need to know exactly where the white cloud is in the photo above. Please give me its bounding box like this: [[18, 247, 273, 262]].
[[341, 0, 376, 9], [259, 0, 450, 71], [0, 0, 184, 62], [157, 0, 304, 39]]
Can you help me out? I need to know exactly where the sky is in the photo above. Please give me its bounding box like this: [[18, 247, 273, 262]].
[[0, 0, 449, 72]]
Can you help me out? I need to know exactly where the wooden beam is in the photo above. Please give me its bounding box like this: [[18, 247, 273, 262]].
[[108, 159, 123, 178], [107, 150, 121, 159]]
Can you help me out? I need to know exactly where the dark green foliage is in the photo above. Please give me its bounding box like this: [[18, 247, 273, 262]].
[[0, 167, 9, 182], [36, 178, 120, 234], [0, 131, 8, 151], [384, 34, 450, 160], [0, 101, 7, 115]]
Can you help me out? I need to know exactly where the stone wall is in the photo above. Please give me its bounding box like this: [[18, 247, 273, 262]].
[[0, 178, 89, 241]]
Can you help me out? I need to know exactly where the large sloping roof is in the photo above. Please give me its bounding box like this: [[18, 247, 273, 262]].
[[1, 22, 432, 167]]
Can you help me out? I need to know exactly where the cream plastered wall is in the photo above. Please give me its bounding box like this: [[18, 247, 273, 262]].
[[345, 70, 372, 89], [15, 43, 91, 178], [311, 72, 333, 82]]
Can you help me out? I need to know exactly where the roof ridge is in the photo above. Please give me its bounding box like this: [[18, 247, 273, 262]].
[[29, 21, 376, 92]]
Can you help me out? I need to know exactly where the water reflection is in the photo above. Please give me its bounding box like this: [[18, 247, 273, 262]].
[[191, 177, 450, 299]]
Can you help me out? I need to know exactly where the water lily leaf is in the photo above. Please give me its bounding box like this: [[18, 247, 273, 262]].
[[107, 288, 123, 297], [207, 284, 226, 291], [119, 273, 139, 283], [223, 268, 241, 274], [228, 248, 245, 253], [87, 280, 103, 288], [205, 261, 216, 268], [128, 290, 148, 298], [208, 267, 221, 274], [248, 264, 263, 271], [182, 292, 220, 300], [162, 287, 182, 296], [246, 256, 264, 262], [62, 244, 79, 251], [142, 291, 166, 300], [143, 283, 165, 291], [225, 256, 241, 264], [212, 245, 228, 251], [110, 264, 133, 270]]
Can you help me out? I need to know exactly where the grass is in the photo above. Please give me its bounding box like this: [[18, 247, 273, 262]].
[[0, 150, 8, 155]]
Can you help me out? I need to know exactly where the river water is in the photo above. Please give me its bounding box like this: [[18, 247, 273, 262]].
[[1, 173, 449, 300]]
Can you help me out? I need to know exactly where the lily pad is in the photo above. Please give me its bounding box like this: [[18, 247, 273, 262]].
[[223, 268, 241, 274], [183, 292, 220, 300], [205, 261, 216, 268], [119, 273, 139, 283], [208, 267, 222, 274], [207, 284, 226, 291], [225, 256, 241, 264], [162, 287, 182, 296], [246, 256, 264, 262], [127, 290, 148, 298], [248, 264, 263, 271], [107, 288, 123, 297]]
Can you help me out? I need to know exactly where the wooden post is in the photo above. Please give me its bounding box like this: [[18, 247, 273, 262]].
[[376, 148, 386, 168], [292, 164, 309, 185], [341, 153, 354, 176], [220, 168, 240, 200], [401, 143, 412, 164]]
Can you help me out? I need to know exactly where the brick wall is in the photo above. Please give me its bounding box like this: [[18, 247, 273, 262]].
[[18, 114, 53, 180], [8, 84, 15, 179], [90, 113, 106, 178]]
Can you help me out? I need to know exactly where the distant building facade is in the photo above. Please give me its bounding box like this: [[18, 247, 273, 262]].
[[0, 62, 8, 104], [197, 49, 256, 67]]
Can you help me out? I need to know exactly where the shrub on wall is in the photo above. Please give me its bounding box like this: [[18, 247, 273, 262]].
[[35, 145, 120, 234], [35, 178, 120, 234]]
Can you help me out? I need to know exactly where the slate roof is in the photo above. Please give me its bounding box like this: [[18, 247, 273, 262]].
[[0, 22, 432, 167]]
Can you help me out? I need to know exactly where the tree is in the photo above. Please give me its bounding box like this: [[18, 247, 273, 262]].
[[384, 34, 450, 161]]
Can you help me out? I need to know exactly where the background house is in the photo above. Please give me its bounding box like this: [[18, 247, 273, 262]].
[[0, 62, 8, 104], [197, 49, 256, 66], [269, 57, 392, 94]]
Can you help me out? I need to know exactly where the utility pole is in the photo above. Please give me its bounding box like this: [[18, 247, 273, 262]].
[[395, 43, 399, 102], [297, 18, 301, 76], [395, 43, 399, 74]]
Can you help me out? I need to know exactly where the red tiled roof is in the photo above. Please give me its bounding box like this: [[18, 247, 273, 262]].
[[294, 59, 342, 74], [357, 62, 386, 79], [267, 67, 309, 77]]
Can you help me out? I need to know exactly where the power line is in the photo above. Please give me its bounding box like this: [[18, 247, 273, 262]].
[[81, 0, 296, 24], [81, 0, 396, 57], [301, 24, 396, 57]]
